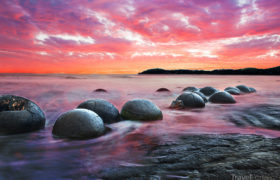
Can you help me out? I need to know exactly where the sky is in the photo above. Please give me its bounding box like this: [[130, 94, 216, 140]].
[[0, 0, 280, 74]]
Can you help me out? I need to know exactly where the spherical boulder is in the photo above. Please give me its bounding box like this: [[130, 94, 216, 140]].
[[236, 85, 251, 93], [94, 89, 107, 92], [249, 87, 256, 93], [226, 89, 241, 95], [225, 87, 240, 92], [121, 99, 163, 121], [193, 91, 208, 102], [209, 91, 236, 104], [52, 109, 105, 139], [199, 86, 218, 96], [0, 95, 45, 134], [182, 86, 199, 92], [156, 88, 170, 92], [224, 87, 241, 95], [175, 92, 205, 108], [77, 99, 120, 124]]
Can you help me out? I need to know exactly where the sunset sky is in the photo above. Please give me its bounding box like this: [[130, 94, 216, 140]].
[[0, 0, 279, 74]]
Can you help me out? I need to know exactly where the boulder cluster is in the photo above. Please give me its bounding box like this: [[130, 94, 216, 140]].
[[0, 95, 162, 139], [53, 98, 162, 139], [170, 84, 256, 109], [0, 84, 256, 139]]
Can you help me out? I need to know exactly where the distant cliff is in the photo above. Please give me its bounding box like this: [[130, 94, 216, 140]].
[[139, 66, 280, 75]]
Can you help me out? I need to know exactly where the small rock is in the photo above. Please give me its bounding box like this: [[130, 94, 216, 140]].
[[199, 87, 218, 96], [209, 91, 236, 104], [0, 95, 45, 134], [156, 88, 170, 92], [182, 86, 199, 92], [175, 92, 205, 108], [236, 85, 251, 93], [77, 99, 120, 124], [52, 109, 105, 139], [121, 99, 163, 121]]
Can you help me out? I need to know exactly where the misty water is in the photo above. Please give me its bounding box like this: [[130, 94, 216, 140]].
[[1, 74, 280, 179]]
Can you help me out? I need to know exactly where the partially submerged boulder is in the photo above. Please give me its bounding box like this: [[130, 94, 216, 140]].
[[77, 99, 120, 124], [209, 91, 236, 104], [236, 85, 251, 93], [156, 88, 170, 92], [249, 87, 257, 93], [226, 89, 241, 95], [52, 109, 105, 139], [193, 91, 208, 103], [121, 99, 163, 121], [0, 95, 45, 134], [182, 86, 199, 92], [174, 92, 205, 108], [94, 89, 107, 92], [225, 87, 241, 95], [199, 87, 218, 96]]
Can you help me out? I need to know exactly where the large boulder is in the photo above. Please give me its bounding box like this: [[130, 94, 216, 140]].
[[52, 109, 105, 139], [175, 92, 205, 108], [121, 99, 163, 121], [209, 91, 236, 104], [182, 86, 199, 92], [199, 87, 218, 96], [224, 87, 241, 95], [236, 85, 251, 93], [77, 99, 120, 124], [0, 95, 45, 134]]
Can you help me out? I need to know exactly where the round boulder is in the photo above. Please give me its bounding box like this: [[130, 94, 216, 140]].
[[52, 109, 105, 139], [121, 99, 163, 121], [236, 85, 251, 93], [94, 89, 107, 92], [209, 91, 236, 104], [77, 99, 120, 124], [249, 87, 256, 93], [225, 87, 240, 92], [175, 92, 205, 108], [226, 89, 241, 95], [193, 91, 208, 102], [156, 88, 170, 92], [0, 95, 45, 134], [182, 86, 199, 92], [199, 86, 218, 96], [224, 87, 241, 95]]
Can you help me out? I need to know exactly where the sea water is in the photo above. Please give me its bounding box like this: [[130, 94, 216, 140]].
[[0, 74, 280, 179]]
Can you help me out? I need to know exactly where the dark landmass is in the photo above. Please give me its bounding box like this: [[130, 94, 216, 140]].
[[98, 134, 280, 179], [139, 66, 280, 75]]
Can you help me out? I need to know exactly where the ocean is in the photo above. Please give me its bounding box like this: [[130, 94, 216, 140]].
[[1, 74, 280, 179]]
